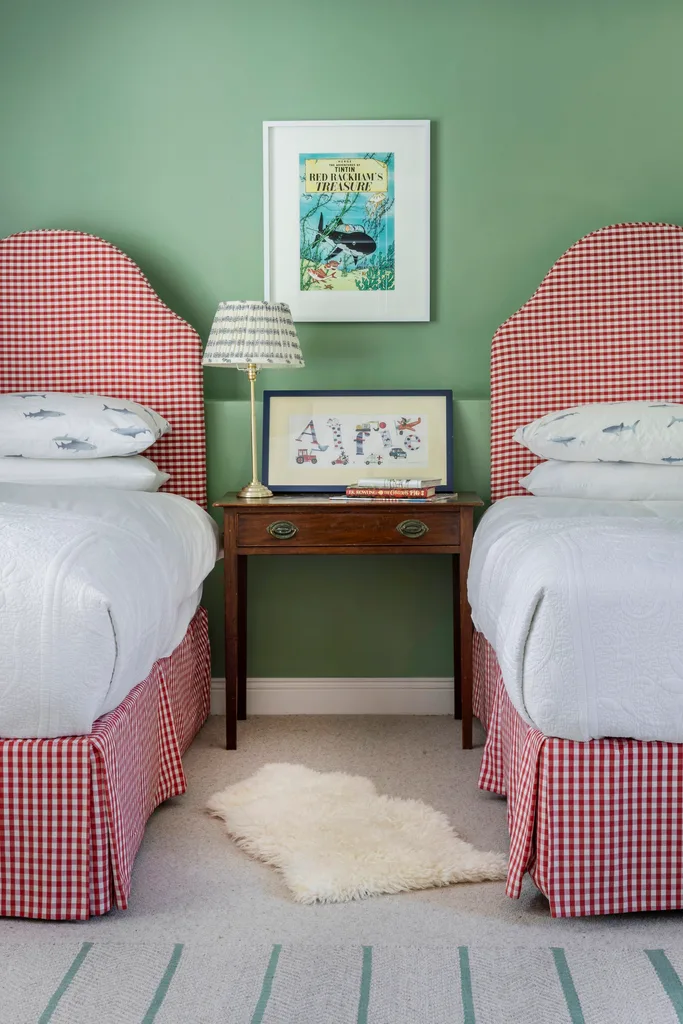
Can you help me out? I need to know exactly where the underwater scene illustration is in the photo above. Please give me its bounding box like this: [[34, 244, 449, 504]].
[[289, 413, 427, 469], [299, 153, 395, 292]]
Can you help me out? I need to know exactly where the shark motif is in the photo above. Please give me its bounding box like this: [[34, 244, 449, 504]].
[[23, 409, 65, 419], [103, 404, 135, 415], [315, 214, 377, 266], [662, 456, 683, 464], [53, 436, 97, 452], [667, 417, 683, 428], [17, 393, 47, 399], [547, 412, 578, 423], [549, 436, 577, 446], [4, 454, 24, 458], [110, 425, 151, 438], [602, 420, 640, 435], [650, 403, 677, 407]]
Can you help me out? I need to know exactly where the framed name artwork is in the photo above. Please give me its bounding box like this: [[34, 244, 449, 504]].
[[263, 120, 430, 322], [262, 389, 452, 492]]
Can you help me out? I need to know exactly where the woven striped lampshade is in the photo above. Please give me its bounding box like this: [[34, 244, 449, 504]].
[[202, 301, 304, 369]]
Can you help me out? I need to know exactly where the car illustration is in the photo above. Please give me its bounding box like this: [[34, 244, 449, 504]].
[[364, 454, 383, 466], [389, 448, 407, 459]]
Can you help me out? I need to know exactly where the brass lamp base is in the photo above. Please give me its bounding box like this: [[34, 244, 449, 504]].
[[237, 480, 273, 499]]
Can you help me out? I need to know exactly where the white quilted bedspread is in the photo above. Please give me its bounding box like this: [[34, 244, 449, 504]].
[[468, 497, 683, 742], [0, 485, 218, 738]]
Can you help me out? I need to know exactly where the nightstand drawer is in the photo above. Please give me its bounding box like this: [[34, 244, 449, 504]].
[[236, 510, 460, 547]]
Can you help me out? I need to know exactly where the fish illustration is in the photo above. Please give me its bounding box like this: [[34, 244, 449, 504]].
[[601, 420, 640, 435], [667, 417, 683, 428], [4, 454, 24, 458], [23, 409, 65, 419], [549, 436, 577, 446], [650, 403, 676, 407], [110, 425, 151, 438], [17, 393, 47, 399], [547, 412, 578, 423], [307, 267, 327, 282], [53, 436, 97, 452], [662, 456, 683, 464], [315, 213, 377, 266], [103, 404, 135, 415]]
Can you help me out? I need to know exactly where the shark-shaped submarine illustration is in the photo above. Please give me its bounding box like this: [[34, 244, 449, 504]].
[[316, 214, 377, 266]]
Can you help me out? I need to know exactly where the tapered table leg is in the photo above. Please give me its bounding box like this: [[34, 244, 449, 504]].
[[453, 553, 462, 720], [459, 509, 474, 749], [237, 555, 247, 720], [223, 511, 239, 750]]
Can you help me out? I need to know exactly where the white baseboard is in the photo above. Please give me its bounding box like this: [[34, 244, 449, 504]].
[[210, 677, 454, 716]]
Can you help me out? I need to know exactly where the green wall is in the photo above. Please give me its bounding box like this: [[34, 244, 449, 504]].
[[3, 0, 683, 676]]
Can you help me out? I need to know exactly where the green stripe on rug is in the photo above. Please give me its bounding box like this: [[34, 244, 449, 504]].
[[38, 941, 93, 1024], [251, 944, 282, 1024], [142, 943, 184, 1023], [646, 950, 683, 1022], [459, 946, 475, 1024], [551, 948, 585, 1024], [357, 946, 373, 1024]]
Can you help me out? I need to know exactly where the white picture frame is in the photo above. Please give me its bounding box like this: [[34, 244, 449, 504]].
[[263, 120, 430, 322]]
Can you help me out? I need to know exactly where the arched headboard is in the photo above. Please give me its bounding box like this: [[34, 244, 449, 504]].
[[491, 222, 683, 501], [0, 230, 206, 506]]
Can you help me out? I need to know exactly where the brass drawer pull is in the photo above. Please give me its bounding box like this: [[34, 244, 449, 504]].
[[267, 520, 298, 540], [396, 519, 429, 539]]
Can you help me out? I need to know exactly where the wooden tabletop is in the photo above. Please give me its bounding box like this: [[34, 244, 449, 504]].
[[214, 492, 484, 508]]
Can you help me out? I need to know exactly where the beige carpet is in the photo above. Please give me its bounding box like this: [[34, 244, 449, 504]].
[[1, 716, 682, 950]]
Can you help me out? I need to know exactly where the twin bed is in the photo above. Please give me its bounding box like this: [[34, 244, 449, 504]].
[[469, 221, 683, 917], [0, 230, 217, 920]]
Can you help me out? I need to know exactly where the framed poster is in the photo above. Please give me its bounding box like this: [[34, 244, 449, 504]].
[[262, 389, 452, 492], [263, 120, 430, 322]]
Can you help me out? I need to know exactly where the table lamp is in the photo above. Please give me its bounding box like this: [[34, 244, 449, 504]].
[[202, 300, 304, 498]]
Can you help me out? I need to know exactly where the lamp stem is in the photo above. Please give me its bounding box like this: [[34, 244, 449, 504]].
[[237, 364, 273, 499], [249, 367, 259, 484]]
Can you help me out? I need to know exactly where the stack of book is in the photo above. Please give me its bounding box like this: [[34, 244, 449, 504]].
[[330, 478, 452, 502]]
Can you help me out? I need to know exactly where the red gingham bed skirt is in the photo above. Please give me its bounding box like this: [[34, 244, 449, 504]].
[[0, 607, 210, 921], [474, 630, 683, 918]]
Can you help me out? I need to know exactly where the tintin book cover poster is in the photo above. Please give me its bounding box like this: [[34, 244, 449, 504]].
[[299, 153, 395, 292]]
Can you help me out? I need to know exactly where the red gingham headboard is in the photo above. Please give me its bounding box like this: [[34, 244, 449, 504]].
[[491, 222, 683, 501], [0, 230, 206, 506]]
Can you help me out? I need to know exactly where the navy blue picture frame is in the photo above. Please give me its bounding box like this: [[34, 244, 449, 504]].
[[262, 389, 453, 492]]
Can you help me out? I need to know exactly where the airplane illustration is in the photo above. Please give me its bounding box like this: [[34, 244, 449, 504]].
[[395, 416, 422, 434]]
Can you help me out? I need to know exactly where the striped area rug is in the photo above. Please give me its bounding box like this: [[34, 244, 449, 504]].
[[5, 940, 683, 1023]]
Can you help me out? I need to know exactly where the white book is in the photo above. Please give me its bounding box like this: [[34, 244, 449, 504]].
[[354, 478, 442, 488]]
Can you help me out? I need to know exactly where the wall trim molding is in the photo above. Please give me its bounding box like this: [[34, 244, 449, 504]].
[[210, 677, 454, 716]]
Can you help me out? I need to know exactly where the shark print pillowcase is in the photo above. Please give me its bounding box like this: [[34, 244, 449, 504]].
[[514, 401, 683, 465], [0, 393, 170, 458]]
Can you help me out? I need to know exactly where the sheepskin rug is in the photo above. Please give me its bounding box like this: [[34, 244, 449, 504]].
[[207, 763, 508, 903]]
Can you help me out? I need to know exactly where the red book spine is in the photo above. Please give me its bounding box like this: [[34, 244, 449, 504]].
[[345, 487, 436, 498]]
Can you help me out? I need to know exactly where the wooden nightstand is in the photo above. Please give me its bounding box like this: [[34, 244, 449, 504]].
[[214, 492, 484, 751]]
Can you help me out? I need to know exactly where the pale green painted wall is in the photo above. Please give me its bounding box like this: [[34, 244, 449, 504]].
[[2, 0, 683, 676]]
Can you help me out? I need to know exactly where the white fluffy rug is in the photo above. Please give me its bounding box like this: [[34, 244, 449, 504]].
[[207, 763, 508, 903]]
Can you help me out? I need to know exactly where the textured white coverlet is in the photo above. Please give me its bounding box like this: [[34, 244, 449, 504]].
[[468, 496, 683, 742], [0, 484, 219, 738]]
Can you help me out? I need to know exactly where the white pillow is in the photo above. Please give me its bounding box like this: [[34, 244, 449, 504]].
[[0, 393, 170, 458], [0, 455, 170, 491], [514, 401, 683, 465], [521, 460, 683, 500]]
